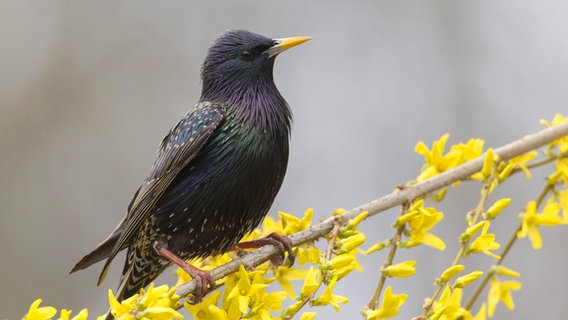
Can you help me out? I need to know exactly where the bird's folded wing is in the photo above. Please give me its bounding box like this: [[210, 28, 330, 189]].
[[97, 102, 226, 285]]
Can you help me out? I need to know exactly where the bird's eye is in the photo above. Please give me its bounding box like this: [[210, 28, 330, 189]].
[[240, 50, 254, 61]]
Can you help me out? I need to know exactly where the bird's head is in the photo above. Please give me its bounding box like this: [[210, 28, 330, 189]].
[[200, 30, 311, 103]]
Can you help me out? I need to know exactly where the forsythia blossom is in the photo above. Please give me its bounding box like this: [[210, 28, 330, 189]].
[[414, 134, 484, 182], [362, 286, 407, 319], [487, 278, 522, 317], [382, 260, 417, 278], [453, 271, 484, 289], [517, 198, 563, 249], [23, 299, 57, 320], [466, 222, 500, 259]]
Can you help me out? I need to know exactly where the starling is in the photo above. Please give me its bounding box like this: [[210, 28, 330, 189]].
[[70, 30, 311, 307]]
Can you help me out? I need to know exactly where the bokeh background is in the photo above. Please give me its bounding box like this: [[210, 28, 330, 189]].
[[2, 1, 568, 318]]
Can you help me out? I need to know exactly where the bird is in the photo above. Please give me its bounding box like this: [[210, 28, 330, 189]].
[[69, 29, 311, 310]]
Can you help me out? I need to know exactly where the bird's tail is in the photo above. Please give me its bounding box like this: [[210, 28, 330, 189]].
[[70, 219, 127, 273]]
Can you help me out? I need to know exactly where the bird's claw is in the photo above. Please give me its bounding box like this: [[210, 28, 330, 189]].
[[185, 267, 215, 304], [154, 241, 215, 303], [233, 232, 295, 267]]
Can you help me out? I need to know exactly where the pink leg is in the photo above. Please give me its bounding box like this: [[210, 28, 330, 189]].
[[153, 239, 214, 302], [233, 232, 295, 266]]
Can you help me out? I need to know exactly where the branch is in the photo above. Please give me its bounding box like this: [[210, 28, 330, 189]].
[[175, 121, 568, 298]]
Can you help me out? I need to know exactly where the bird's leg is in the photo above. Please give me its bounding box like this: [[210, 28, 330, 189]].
[[153, 239, 214, 302], [233, 232, 295, 266]]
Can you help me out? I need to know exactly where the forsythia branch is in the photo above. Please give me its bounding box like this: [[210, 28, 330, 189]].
[[175, 121, 568, 299]]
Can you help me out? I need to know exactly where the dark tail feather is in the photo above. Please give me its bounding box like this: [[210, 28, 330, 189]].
[[72, 187, 141, 274], [70, 219, 127, 274], [70, 236, 117, 273]]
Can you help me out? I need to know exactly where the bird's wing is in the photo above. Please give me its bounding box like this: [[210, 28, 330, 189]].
[[97, 102, 226, 285]]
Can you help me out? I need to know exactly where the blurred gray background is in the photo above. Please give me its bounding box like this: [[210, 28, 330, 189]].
[[2, 1, 568, 319]]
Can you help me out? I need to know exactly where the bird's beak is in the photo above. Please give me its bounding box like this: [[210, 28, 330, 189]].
[[265, 36, 312, 58]]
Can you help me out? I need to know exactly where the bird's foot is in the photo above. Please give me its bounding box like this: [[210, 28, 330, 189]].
[[233, 232, 295, 266], [178, 264, 215, 304], [153, 239, 215, 302]]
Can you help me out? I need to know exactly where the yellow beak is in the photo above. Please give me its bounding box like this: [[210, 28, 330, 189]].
[[265, 36, 312, 58]]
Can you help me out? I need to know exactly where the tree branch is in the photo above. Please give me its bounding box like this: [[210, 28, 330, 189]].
[[175, 121, 568, 298]]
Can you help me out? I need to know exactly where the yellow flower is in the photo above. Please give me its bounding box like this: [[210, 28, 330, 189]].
[[300, 266, 321, 298], [382, 260, 416, 278], [184, 291, 222, 320], [403, 207, 445, 250], [393, 210, 420, 227], [108, 290, 137, 319], [434, 188, 448, 201], [453, 271, 483, 289], [492, 265, 520, 278], [274, 266, 309, 299], [23, 299, 57, 320], [480, 148, 496, 180], [485, 198, 511, 220], [471, 148, 499, 181], [279, 209, 313, 235], [109, 286, 183, 320], [325, 254, 354, 270], [250, 291, 287, 320], [461, 221, 488, 241], [222, 273, 240, 319], [549, 158, 568, 186], [207, 305, 230, 320], [458, 138, 485, 162], [517, 199, 562, 249], [466, 222, 500, 259], [336, 232, 366, 254], [241, 229, 263, 244], [472, 303, 487, 320], [509, 151, 538, 179], [429, 286, 469, 320], [487, 278, 522, 317], [365, 241, 388, 254], [362, 286, 407, 319], [59, 309, 88, 320], [313, 276, 349, 311], [226, 264, 268, 315], [138, 284, 179, 309], [340, 212, 369, 237], [300, 312, 317, 320], [410, 198, 424, 210], [323, 250, 363, 280], [438, 265, 464, 283], [262, 216, 285, 235], [415, 133, 464, 181], [283, 301, 304, 319], [332, 208, 347, 215], [296, 243, 321, 266], [137, 307, 183, 320], [497, 162, 515, 182]]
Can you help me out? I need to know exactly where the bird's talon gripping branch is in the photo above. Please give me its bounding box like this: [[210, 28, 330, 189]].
[[154, 239, 214, 302], [234, 232, 295, 266]]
